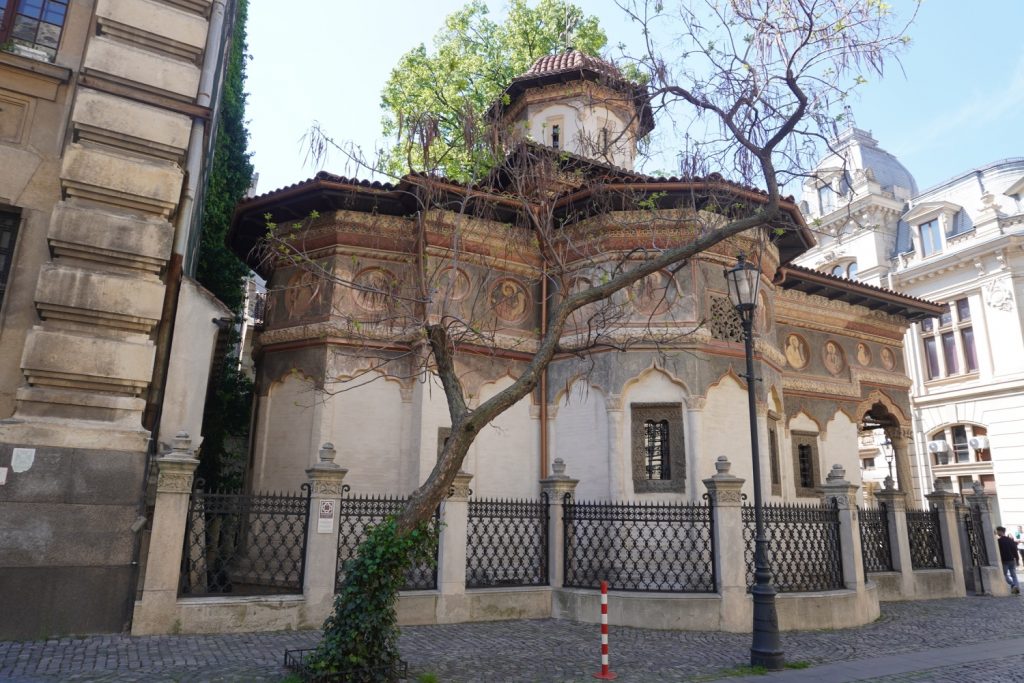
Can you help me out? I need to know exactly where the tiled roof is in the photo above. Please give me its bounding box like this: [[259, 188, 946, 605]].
[[519, 50, 623, 81]]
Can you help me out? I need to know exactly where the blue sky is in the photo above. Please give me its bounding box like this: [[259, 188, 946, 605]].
[[246, 1, 1023, 197]]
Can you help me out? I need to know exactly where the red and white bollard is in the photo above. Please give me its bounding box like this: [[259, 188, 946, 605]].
[[593, 580, 617, 680]]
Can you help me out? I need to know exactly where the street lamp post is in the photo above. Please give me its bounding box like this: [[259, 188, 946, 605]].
[[881, 438, 895, 487], [724, 253, 784, 670]]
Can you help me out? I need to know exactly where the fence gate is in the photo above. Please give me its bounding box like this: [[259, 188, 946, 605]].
[[958, 502, 988, 594]]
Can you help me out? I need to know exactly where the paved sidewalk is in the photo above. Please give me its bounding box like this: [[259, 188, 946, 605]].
[[2, 596, 1024, 682]]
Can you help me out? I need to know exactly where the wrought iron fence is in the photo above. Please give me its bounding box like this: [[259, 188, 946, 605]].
[[179, 486, 310, 596], [906, 508, 946, 569], [742, 501, 843, 592], [466, 495, 548, 588], [335, 493, 438, 592], [563, 497, 715, 593], [858, 503, 893, 573], [960, 503, 989, 568]]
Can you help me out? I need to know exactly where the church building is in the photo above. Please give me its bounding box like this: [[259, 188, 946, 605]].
[[228, 51, 942, 509]]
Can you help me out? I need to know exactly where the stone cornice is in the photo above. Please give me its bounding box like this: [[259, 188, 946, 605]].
[[775, 289, 909, 339]]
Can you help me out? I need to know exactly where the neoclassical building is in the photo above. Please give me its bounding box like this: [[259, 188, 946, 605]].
[[230, 52, 940, 513], [0, 0, 243, 638], [794, 126, 1024, 521]]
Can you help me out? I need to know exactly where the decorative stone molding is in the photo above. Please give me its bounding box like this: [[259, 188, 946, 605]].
[[984, 279, 1014, 312], [306, 442, 348, 496], [782, 375, 861, 398], [156, 432, 199, 493], [447, 471, 474, 501], [541, 458, 579, 499], [702, 456, 745, 506]]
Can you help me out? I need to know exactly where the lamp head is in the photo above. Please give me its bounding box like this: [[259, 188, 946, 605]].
[[724, 252, 761, 317]]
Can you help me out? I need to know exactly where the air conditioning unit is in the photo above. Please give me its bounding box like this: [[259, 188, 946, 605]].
[[969, 436, 990, 451], [927, 440, 949, 454]]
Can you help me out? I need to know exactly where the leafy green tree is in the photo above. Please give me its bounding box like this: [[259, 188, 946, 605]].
[[194, 0, 255, 491], [379, 0, 607, 181]]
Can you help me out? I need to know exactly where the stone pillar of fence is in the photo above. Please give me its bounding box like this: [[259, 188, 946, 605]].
[[304, 443, 348, 622], [437, 470, 473, 623], [925, 479, 967, 597], [131, 432, 199, 635], [874, 480, 915, 597], [820, 464, 864, 590], [702, 455, 746, 632], [966, 483, 1008, 596], [541, 458, 578, 589]]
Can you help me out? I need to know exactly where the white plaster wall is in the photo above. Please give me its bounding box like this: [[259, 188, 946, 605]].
[[821, 411, 863, 502], [469, 376, 539, 498], [619, 368, 692, 500], [323, 377, 406, 494], [252, 373, 317, 493], [413, 375, 453, 490], [700, 375, 758, 498], [551, 381, 610, 499], [527, 100, 633, 169]]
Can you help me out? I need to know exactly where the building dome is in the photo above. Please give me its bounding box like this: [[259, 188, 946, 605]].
[[519, 49, 625, 81]]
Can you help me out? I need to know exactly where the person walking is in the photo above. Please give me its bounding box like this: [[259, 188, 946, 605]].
[[997, 526, 1020, 595]]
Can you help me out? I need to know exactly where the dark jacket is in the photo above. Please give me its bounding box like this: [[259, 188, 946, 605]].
[[998, 535, 1018, 562]]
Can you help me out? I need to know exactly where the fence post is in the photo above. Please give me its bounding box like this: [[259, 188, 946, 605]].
[[436, 470, 473, 623], [820, 464, 863, 590], [925, 479, 967, 597], [304, 443, 348, 622], [131, 432, 200, 635], [702, 455, 746, 632], [874, 480, 914, 597], [541, 458, 578, 589], [966, 483, 1008, 596]]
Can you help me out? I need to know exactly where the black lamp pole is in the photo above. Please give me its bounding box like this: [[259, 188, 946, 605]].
[[725, 253, 784, 670], [882, 438, 894, 483]]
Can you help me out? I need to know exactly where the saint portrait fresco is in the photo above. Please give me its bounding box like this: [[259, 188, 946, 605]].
[[880, 346, 896, 371], [823, 340, 845, 375], [490, 278, 530, 323], [353, 268, 396, 312], [284, 269, 318, 319], [629, 271, 675, 316], [435, 267, 470, 302], [784, 334, 809, 369], [856, 343, 872, 366]]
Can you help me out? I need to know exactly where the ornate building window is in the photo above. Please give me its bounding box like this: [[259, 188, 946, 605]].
[[630, 403, 685, 493], [707, 295, 743, 342], [0, 0, 68, 62], [0, 208, 20, 311], [828, 261, 858, 279], [767, 418, 781, 496], [920, 298, 977, 379], [817, 184, 834, 215], [919, 218, 942, 257], [791, 431, 820, 497], [930, 424, 988, 466]]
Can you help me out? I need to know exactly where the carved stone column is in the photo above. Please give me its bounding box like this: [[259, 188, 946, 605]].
[[821, 464, 864, 590], [131, 432, 199, 635], [966, 483, 1008, 596], [304, 443, 348, 621], [541, 458, 579, 590], [925, 479, 967, 597], [703, 456, 747, 632], [875, 481, 914, 597], [437, 471, 473, 623]]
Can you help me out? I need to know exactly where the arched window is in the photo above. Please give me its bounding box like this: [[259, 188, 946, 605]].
[[846, 262, 858, 279], [831, 265, 844, 277], [929, 424, 988, 466], [630, 403, 684, 492]]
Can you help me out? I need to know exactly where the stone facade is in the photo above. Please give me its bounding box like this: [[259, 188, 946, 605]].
[[0, 0, 239, 638], [794, 127, 1024, 519]]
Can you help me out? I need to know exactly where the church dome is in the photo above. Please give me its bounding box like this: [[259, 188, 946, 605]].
[[519, 49, 624, 81]]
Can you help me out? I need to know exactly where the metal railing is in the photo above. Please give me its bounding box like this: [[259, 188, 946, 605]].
[[563, 497, 715, 593], [960, 503, 989, 568], [466, 495, 548, 588], [906, 508, 946, 569], [858, 503, 894, 573], [179, 485, 310, 596], [742, 501, 843, 592], [335, 493, 438, 592]]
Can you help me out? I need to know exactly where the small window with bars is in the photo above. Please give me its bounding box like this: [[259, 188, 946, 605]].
[[630, 403, 684, 493], [0, 208, 20, 310], [791, 431, 820, 497]]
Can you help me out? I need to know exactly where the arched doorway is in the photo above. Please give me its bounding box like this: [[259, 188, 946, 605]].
[[860, 400, 914, 503]]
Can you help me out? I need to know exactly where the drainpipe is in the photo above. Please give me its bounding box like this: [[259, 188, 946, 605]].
[[539, 266, 549, 480]]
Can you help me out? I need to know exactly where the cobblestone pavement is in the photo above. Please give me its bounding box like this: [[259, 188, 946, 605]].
[[2, 596, 1024, 682]]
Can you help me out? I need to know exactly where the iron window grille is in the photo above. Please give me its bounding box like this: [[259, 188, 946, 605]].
[[630, 403, 685, 493], [791, 431, 821, 497], [742, 501, 843, 592], [563, 497, 715, 593], [179, 485, 311, 597], [466, 495, 548, 588]]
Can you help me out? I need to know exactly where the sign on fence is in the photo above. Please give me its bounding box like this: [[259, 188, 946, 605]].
[[318, 499, 336, 534]]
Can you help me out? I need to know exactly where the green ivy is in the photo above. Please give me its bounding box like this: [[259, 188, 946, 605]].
[[309, 519, 438, 682]]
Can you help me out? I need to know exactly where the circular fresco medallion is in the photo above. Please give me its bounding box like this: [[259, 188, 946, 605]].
[[489, 278, 530, 323], [284, 269, 317, 319], [880, 346, 896, 371], [856, 343, 872, 367], [823, 340, 846, 376], [784, 334, 809, 370], [436, 267, 470, 301], [629, 271, 676, 316], [353, 268, 396, 312]]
